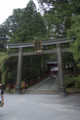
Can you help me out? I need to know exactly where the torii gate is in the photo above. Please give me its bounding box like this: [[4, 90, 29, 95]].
[[5, 38, 74, 94]]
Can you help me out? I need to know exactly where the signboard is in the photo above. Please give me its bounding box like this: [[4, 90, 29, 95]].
[[34, 41, 43, 52]]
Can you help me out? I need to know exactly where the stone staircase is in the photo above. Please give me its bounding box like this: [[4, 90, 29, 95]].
[[25, 76, 59, 94]]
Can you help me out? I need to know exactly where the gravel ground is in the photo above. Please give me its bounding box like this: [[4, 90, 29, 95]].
[[0, 93, 80, 120]]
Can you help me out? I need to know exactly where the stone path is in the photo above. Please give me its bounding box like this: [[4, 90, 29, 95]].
[[0, 94, 80, 120], [26, 76, 59, 94]]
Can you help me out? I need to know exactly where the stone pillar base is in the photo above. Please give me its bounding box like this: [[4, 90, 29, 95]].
[[60, 87, 67, 96], [15, 86, 21, 94]]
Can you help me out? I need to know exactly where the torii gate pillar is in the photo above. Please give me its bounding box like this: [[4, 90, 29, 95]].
[[15, 47, 23, 93], [57, 43, 66, 95]]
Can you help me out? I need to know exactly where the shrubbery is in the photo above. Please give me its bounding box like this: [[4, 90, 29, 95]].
[[64, 74, 80, 88]]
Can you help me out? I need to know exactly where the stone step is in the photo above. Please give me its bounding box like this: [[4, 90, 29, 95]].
[[26, 89, 59, 94], [25, 76, 59, 94]]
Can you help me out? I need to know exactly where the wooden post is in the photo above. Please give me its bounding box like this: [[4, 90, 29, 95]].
[[15, 47, 23, 93], [56, 43, 66, 95]]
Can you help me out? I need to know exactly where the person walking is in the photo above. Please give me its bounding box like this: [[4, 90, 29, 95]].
[[0, 84, 4, 107]]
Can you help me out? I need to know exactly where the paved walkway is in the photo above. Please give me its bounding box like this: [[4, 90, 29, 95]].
[[0, 94, 80, 120], [26, 76, 59, 94]]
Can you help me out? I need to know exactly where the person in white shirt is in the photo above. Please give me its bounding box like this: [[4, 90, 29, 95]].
[[0, 84, 4, 107]]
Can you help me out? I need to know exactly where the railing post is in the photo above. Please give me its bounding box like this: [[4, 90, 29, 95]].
[[15, 47, 23, 93]]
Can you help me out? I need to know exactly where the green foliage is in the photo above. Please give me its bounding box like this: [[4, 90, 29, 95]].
[[22, 55, 47, 82], [0, 0, 47, 46], [0, 41, 5, 52], [75, 75, 80, 88], [1, 72, 6, 85], [38, 0, 71, 38], [64, 74, 80, 88], [0, 1, 48, 87], [67, 15, 80, 68], [70, 0, 80, 15], [49, 54, 57, 61], [64, 74, 76, 87], [1, 0, 80, 87], [0, 52, 9, 70], [0, 24, 9, 42], [0, 52, 10, 85]]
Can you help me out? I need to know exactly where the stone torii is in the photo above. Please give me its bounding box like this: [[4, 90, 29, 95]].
[[5, 38, 74, 94]]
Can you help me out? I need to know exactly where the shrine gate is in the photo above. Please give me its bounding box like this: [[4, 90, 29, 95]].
[[5, 38, 74, 94]]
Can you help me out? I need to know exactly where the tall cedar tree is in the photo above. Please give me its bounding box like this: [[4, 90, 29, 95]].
[[0, 0, 47, 44], [38, 0, 71, 38]]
